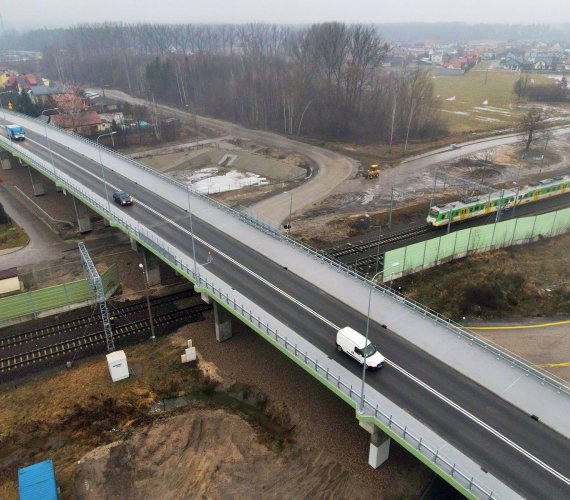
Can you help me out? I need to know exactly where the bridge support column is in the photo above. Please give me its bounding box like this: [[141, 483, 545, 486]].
[[144, 251, 162, 286], [359, 421, 390, 468], [130, 237, 138, 252], [1, 151, 14, 170], [28, 167, 45, 196], [103, 218, 111, 227], [214, 302, 232, 342], [73, 197, 92, 233]]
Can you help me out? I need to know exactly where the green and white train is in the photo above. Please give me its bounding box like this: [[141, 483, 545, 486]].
[[426, 175, 570, 227]]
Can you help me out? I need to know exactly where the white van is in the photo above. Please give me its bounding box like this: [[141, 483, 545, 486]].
[[336, 327, 384, 370]]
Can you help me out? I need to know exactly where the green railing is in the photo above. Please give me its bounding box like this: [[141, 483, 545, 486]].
[[0, 264, 119, 323], [384, 207, 570, 276]]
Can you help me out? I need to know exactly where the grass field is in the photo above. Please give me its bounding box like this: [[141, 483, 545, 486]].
[[433, 61, 556, 133], [0, 223, 28, 251]]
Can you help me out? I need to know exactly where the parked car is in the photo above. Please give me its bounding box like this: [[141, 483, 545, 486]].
[[113, 191, 133, 206]]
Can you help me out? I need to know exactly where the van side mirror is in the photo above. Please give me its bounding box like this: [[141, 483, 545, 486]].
[[354, 347, 362, 356]]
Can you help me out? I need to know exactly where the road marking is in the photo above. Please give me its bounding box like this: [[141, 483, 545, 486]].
[[387, 360, 570, 486], [466, 320, 570, 330], [536, 362, 570, 368], [27, 134, 570, 487]]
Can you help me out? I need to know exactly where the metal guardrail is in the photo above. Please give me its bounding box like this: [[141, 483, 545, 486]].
[[5, 108, 570, 396], [0, 135, 497, 498], [196, 275, 496, 499]]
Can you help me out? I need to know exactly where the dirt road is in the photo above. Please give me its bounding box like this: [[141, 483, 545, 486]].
[[92, 88, 359, 226]]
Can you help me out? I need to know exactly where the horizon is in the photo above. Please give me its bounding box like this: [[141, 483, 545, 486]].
[[3, 0, 570, 32]]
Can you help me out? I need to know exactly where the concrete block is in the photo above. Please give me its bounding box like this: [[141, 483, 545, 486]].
[[185, 347, 197, 362], [181, 354, 188, 364], [187, 339, 193, 348]]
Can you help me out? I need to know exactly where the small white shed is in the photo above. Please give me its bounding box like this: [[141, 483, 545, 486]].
[[106, 350, 129, 382]]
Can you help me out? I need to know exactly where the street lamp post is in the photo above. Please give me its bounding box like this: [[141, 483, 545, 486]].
[[359, 261, 400, 414], [283, 190, 293, 235], [41, 107, 59, 177], [96, 131, 117, 213], [186, 186, 199, 283], [0, 90, 12, 121], [139, 260, 156, 342]]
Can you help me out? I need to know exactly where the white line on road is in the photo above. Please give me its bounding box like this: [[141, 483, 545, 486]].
[[27, 134, 570, 487]]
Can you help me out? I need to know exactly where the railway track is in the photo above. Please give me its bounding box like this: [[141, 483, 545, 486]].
[[0, 290, 197, 350], [326, 194, 570, 269], [0, 303, 212, 373], [326, 224, 433, 260]]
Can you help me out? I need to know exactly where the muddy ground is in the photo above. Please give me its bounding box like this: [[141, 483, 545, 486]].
[[127, 129, 570, 247], [0, 319, 429, 499], [1, 113, 569, 498]]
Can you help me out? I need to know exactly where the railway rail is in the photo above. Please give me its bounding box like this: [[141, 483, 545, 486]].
[[326, 193, 570, 273], [0, 290, 197, 350], [0, 303, 212, 373]]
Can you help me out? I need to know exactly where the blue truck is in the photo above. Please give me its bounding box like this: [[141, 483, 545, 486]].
[[5, 123, 25, 141]]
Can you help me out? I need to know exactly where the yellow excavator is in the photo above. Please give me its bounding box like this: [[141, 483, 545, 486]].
[[366, 163, 381, 179]]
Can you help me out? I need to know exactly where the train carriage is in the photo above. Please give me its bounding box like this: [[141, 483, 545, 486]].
[[427, 175, 570, 227]]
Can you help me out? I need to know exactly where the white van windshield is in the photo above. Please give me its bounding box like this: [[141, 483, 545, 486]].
[[362, 343, 377, 358]]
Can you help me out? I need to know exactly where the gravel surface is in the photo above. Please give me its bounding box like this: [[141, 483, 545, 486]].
[[174, 318, 430, 497]]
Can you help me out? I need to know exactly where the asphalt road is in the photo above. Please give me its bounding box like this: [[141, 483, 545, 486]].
[[12, 122, 570, 499], [91, 88, 359, 226], [85, 88, 570, 228]]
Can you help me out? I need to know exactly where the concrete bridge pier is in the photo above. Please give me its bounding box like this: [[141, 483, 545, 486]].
[[143, 251, 162, 286], [73, 197, 92, 233], [130, 237, 138, 252], [28, 167, 45, 196], [199, 293, 233, 342], [359, 421, 391, 468], [214, 303, 233, 342], [1, 151, 14, 170]]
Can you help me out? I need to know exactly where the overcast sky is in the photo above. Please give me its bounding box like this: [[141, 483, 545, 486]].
[[3, 0, 570, 31]]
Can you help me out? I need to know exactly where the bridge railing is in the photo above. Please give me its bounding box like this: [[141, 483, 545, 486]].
[[195, 275, 496, 499], [0, 136, 499, 497], [9, 111, 569, 395]]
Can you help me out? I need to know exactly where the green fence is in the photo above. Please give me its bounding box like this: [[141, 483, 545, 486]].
[[384, 207, 570, 279], [0, 264, 120, 323]]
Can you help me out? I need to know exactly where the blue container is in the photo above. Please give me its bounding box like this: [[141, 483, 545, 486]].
[[18, 459, 59, 500]]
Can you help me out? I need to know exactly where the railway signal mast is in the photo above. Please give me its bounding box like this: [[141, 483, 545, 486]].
[[79, 242, 115, 352]]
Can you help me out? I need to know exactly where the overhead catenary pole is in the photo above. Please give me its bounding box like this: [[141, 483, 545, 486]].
[[79, 242, 114, 352]]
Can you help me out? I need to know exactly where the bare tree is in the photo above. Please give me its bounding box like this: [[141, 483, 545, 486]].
[[519, 107, 548, 151]]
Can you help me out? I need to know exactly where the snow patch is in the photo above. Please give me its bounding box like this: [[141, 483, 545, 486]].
[[361, 189, 375, 205], [185, 167, 269, 194], [441, 109, 470, 116], [446, 96, 456, 101], [476, 116, 501, 122], [472, 106, 511, 115]]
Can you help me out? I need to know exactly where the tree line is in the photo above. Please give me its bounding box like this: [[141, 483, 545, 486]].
[[514, 75, 568, 103], [12, 22, 447, 143]]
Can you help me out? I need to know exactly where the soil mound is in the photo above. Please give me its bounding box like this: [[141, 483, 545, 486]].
[[75, 409, 361, 499]]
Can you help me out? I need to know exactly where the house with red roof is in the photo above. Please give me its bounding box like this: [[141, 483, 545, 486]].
[[50, 111, 103, 136]]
